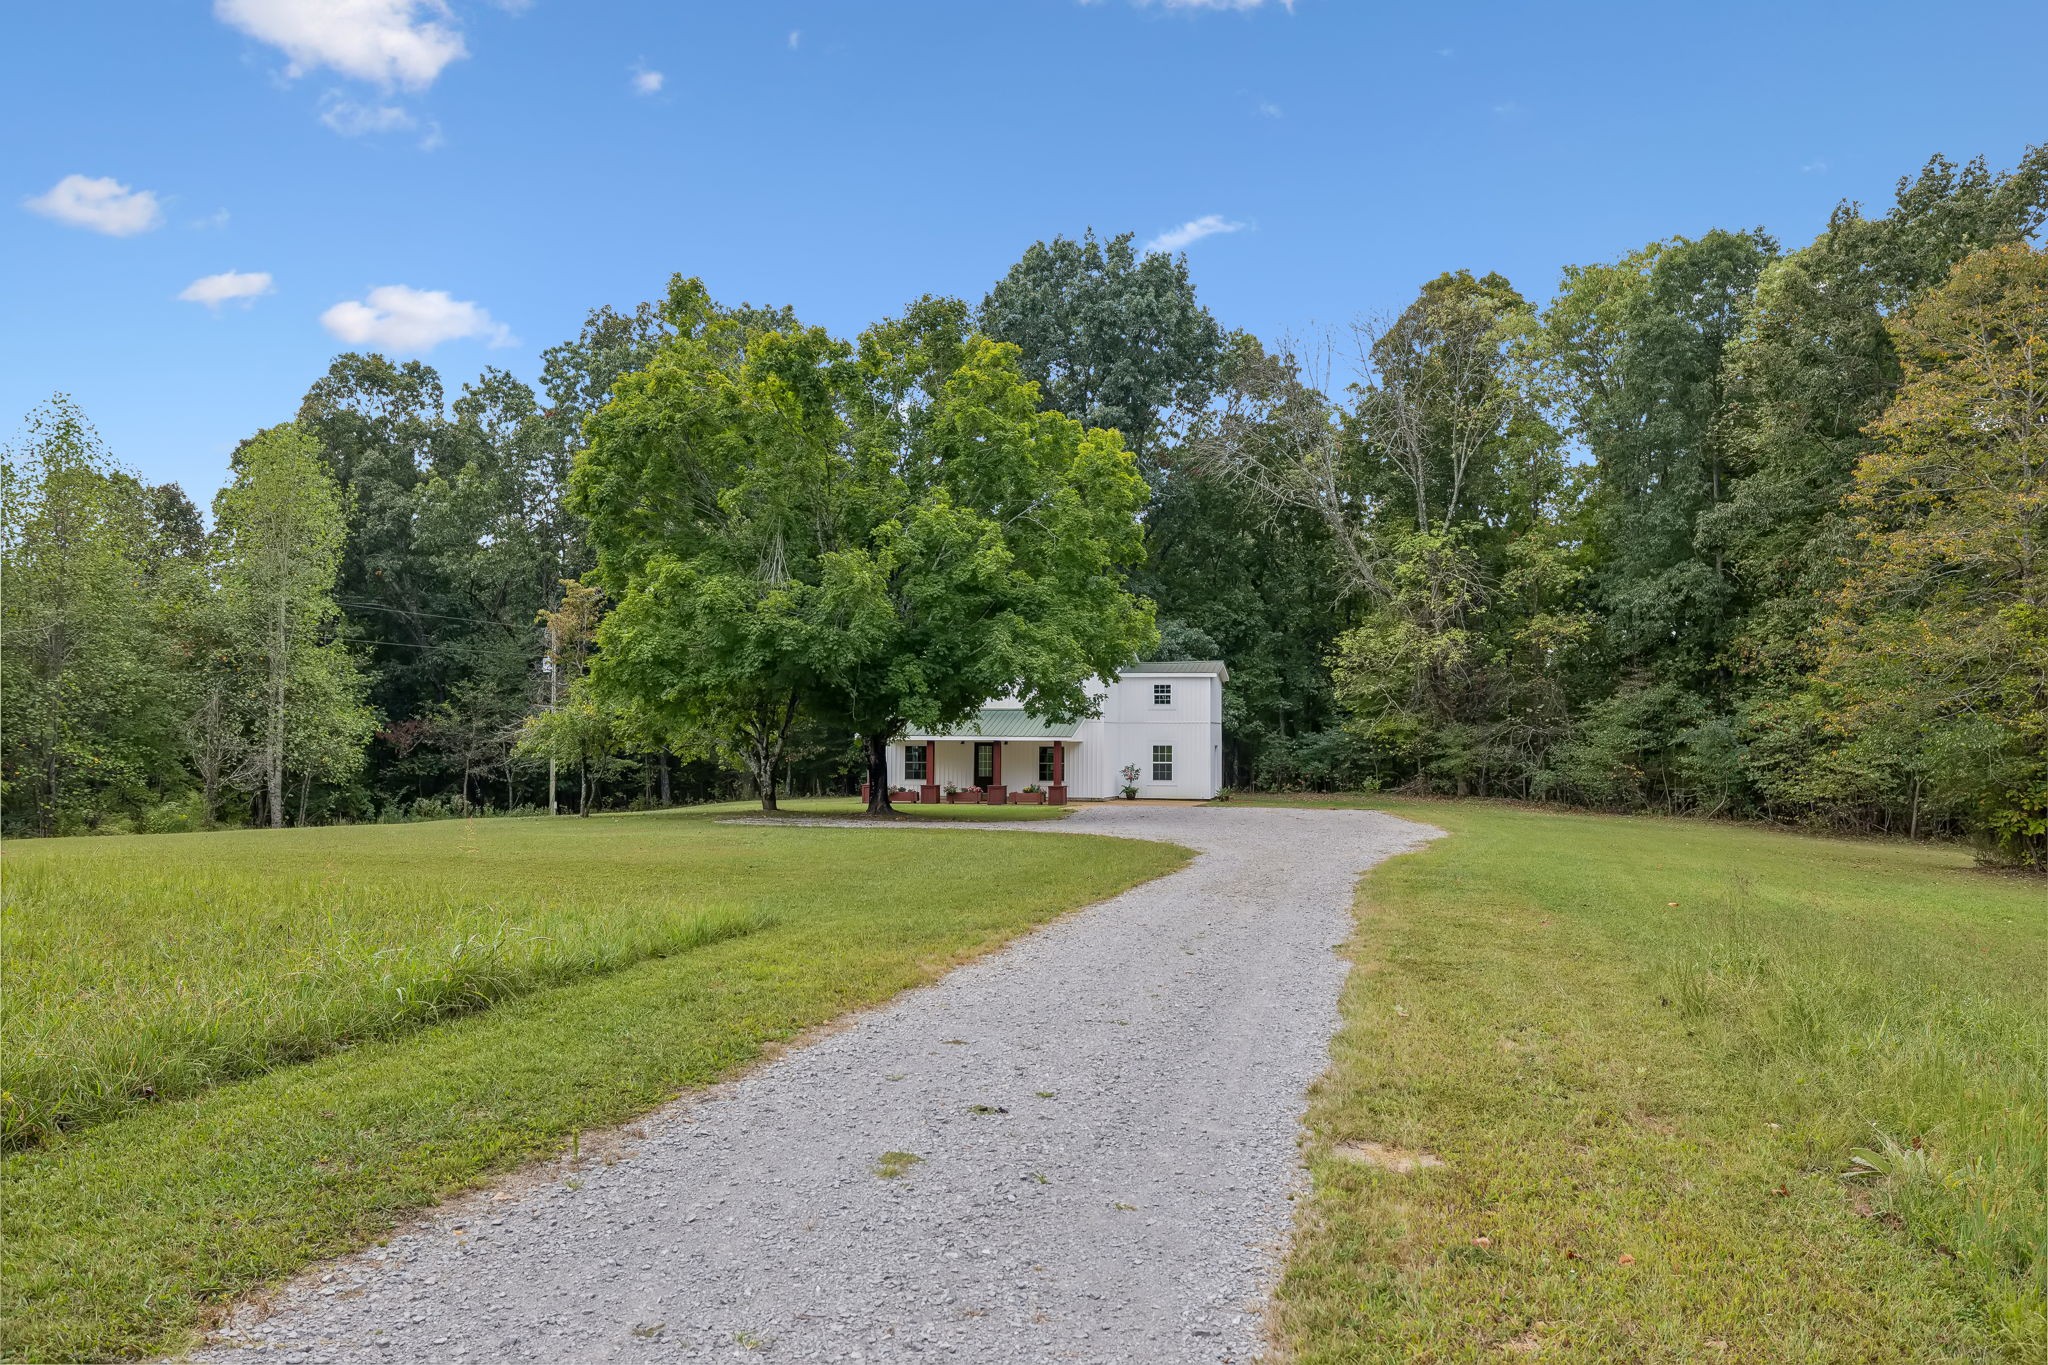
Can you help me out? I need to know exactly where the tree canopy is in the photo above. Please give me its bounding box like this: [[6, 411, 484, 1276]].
[[573, 279, 1155, 812]]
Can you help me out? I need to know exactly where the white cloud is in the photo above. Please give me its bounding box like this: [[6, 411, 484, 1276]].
[[321, 284, 515, 352], [787, 29, 801, 48], [179, 270, 275, 309], [193, 207, 233, 230], [631, 65, 663, 95], [24, 174, 164, 236], [214, 0, 467, 90], [1142, 214, 1246, 254], [320, 95, 416, 134], [1802, 159, 1829, 175], [1256, 100, 1283, 118]]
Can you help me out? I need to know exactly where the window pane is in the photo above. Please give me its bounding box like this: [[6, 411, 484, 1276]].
[[1151, 744, 1172, 781], [1153, 683, 1171, 705], [1038, 746, 1054, 782], [904, 746, 925, 780]]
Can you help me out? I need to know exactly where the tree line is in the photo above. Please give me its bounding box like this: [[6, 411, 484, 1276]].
[[3, 147, 2041, 864]]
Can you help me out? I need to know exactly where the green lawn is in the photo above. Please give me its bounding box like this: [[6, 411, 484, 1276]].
[[0, 805, 1185, 1362], [1241, 795, 2046, 1363]]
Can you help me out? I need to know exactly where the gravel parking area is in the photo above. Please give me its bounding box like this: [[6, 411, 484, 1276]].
[[190, 803, 1435, 1364]]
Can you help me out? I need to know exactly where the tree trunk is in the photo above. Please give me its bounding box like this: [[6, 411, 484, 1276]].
[[864, 733, 895, 815], [578, 756, 591, 816], [268, 594, 287, 829], [298, 768, 311, 827], [657, 749, 671, 806]]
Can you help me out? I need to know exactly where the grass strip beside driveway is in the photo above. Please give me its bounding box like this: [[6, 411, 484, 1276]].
[[1255, 795, 2044, 1363], [1, 814, 1186, 1362]]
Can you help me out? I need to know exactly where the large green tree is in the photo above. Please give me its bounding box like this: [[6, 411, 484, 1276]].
[[211, 424, 373, 828], [575, 278, 1156, 813], [980, 230, 1223, 468], [1816, 242, 2046, 864], [0, 398, 191, 833]]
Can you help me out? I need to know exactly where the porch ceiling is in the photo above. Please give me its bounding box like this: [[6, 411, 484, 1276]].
[[901, 708, 1082, 741]]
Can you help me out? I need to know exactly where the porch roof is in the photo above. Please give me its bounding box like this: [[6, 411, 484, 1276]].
[[901, 708, 1082, 741]]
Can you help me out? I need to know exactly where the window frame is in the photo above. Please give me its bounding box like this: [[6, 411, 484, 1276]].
[[902, 745, 927, 782], [1152, 682, 1173, 707], [1151, 744, 1173, 782], [1038, 745, 1055, 783]]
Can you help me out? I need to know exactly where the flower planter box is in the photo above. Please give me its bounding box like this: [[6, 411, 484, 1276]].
[[945, 788, 975, 804], [1009, 790, 1046, 805], [888, 787, 919, 804]]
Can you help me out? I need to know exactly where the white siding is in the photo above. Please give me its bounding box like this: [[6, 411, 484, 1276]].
[[886, 667, 1224, 801]]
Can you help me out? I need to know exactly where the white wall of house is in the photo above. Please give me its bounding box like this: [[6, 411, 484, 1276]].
[[885, 664, 1225, 800]]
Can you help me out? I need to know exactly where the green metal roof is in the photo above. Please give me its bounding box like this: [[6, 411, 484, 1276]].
[[901, 708, 1082, 741], [1122, 659, 1228, 678]]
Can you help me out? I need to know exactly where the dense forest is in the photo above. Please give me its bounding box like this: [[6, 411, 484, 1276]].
[[4, 148, 2042, 865]]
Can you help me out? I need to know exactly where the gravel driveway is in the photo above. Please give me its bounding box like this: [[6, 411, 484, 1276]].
[[190, 803, 1435, 1364]]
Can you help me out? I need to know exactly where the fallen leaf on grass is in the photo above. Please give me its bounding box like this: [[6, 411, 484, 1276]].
[[1472, 1235, 1492, 1247], [1616, 1253, 1636, 1266]]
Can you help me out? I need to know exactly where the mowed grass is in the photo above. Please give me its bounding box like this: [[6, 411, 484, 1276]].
[[1241, 795, 2047, 1363], [0, 806, 1185, 1362]]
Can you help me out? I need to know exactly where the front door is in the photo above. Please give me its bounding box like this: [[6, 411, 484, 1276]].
[[973, 742, 996, 787]]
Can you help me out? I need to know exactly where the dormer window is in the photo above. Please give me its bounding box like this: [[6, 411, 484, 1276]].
[[1153, 683, 1172, 706]]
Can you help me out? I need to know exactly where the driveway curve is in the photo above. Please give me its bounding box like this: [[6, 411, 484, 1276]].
[[192, 803, 1436, 1364]]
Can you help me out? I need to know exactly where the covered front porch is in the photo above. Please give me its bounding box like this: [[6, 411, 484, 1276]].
[[874, 710, 1082, 805]]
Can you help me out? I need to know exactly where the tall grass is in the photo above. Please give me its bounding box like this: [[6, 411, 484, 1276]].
[[1, 859, 767, 1147], [1659, 891, 2045, 1343]]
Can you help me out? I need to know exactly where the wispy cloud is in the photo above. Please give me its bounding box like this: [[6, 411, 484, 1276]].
[[1801, 158, 1829, 175], [192, 207, 233, 230], [1143, 214, 1246, 254], [321, 284, 514, 352], [630, 64, 663, 95], [320, 94, 416, 135], [788, 29, 802, 49], [214, 0, 467, 90], [179, 270, 274, 309], [24, 174, 163, 236], [1256, 100, 1283, 118]]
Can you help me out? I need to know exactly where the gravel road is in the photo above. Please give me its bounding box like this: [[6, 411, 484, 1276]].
[[189, 803, 1436, 1365]]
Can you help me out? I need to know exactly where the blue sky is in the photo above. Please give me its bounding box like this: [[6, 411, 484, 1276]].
[[5, 1, 2041, 501]]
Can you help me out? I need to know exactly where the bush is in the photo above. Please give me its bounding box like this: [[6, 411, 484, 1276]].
[[138, 793, 210, 834]]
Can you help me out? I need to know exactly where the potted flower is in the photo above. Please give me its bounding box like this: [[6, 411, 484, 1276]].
[[1120, 764, 1140, 800], [1012, 783, 1046, 805], [944, 782, 965, 804]]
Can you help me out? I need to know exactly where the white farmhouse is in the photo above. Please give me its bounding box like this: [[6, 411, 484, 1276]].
[[884, 660, 1227, 803]]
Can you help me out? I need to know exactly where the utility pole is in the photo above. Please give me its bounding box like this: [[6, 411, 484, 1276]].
[[541, 648, 558, 816]]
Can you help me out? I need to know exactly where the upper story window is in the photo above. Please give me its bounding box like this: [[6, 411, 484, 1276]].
[[1152, 682, 1172, 706], [903, 745, 927, 781]]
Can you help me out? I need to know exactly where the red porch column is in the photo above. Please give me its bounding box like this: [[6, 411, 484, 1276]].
[[921, 741, 939, 804], [1049, 742, 1067, 804]]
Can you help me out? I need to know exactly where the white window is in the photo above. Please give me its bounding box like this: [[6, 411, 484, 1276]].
[[1152, 745, 1173, 782], [903, 745, 926, 781], [1152, 683, 1172, 706]]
